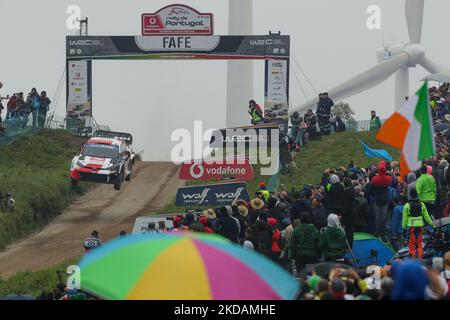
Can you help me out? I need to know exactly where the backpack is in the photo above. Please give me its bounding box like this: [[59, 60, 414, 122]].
[[387, 186, 398, 202], [410, 200, 422, 218]]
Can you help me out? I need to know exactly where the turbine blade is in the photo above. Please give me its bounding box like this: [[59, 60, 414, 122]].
[[420, 57, 450, 75], [294, 52, 410, 113], [405, 0, 424, 44]]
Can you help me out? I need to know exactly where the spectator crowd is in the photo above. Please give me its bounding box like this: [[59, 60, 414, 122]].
[[0, 81, 51, 135]]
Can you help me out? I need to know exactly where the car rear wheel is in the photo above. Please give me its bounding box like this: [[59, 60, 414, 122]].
[[114, 171, 124, 190], [125, 164, 132, 181], [71, 179, 79, 188]]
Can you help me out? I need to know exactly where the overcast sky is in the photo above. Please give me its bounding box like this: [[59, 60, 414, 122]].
[[1, 0, 449, 160]]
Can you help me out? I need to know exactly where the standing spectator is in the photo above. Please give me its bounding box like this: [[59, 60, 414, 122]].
[[258, 182, 270, 202], [6, 93, 17, 120], [83, 230, 102, 252], [404, 172, 417, 200], [290, 111, 307, 149], [325, 174, 345, 216], [370, 163, 392, 237], [27, 88, 40, 127], [289, 191, 312, 223], [436, 160, 448, 218], [369, 110, 382, 132], [0, 82, 6, 124], [416, 165, 437, 219], [342, 177, 355, 247], [289, 212, 321, 272], [252, 220, 272, 257], [16, 92, 32, 128], [311, 194, 328, 231], [267, 218, 282, 264], [320, 214, 347, 262], [217, 206, 239, 243], [145, 222, 159, 234], [304, 109, 320, 140], [402, 189, 435, 259], [38, 91, 51, 128], [390, 196, 405, 251], [353, 186, 371, 233], [316, 92, 334, 135], [331, 116, 346, 133]]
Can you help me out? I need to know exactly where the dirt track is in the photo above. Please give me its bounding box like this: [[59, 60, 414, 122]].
[[0, 162, 183, 278]]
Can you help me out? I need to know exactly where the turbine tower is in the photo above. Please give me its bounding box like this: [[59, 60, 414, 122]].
[[226, 0, 254, 128], [295, 0, 450, 115]]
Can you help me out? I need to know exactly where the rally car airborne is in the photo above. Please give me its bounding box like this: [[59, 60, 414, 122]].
[[70, 131, 135, 190]]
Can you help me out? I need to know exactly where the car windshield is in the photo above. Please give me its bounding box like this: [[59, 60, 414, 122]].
[[82, 144, 119, 159]]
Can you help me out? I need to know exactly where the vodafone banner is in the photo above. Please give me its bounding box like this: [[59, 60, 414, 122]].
[[179, 159, 254, 181]]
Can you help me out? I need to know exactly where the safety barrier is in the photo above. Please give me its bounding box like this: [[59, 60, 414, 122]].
[[0, 114, 110, 144]]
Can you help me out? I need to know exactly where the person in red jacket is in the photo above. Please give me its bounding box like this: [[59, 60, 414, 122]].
[[267, 217, 282, 264], [370, 163, 393, 237], [199, 216, 215, 234]]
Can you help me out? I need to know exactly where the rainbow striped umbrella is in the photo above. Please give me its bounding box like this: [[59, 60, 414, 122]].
[[79, 232, 299, 300]]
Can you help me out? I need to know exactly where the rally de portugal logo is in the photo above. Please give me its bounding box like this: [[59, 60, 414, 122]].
[[142, 4, 214, 35]]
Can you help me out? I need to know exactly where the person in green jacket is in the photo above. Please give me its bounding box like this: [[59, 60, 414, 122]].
[[402, 189, 435, 259], [288, 212, 321, 272], [369, 110, 382, 132], [416, 165, 437, 218], [320, 214, 347, 262]]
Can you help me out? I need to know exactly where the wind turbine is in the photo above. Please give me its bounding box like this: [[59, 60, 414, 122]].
[[294, 0, 450, 115], [226, 0, 254, 128]]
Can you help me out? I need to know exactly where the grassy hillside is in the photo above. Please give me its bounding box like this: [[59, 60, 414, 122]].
[[282, 131, 400, 190], [0, 129, 88, 250], [0, 258, 77, 297], [158, 131, 400, 214]]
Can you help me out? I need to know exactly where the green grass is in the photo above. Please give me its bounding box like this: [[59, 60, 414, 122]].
[[0, 258, 78, 297], [158, 131, 400, 213], [0, 129, 89, 250], [282, 131, 400, 190]]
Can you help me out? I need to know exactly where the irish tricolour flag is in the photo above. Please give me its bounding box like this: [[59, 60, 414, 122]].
[[376, 81, 435, 178]]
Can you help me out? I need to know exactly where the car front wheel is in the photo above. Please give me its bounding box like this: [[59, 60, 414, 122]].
[[114, 170, 124, 190]]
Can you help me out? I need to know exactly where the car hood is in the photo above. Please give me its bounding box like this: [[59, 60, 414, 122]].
[[76, 155, 117, 170]]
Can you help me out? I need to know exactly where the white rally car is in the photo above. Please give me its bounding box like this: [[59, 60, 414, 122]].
[[70, 131, 135, 190]]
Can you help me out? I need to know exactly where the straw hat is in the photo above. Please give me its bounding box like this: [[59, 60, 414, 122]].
[[237, 205, 249, 217], [233, 199, 248, 206], [250, 198, 265, 210], [202, 208, 216, 219], [445, 114, 450, 122]]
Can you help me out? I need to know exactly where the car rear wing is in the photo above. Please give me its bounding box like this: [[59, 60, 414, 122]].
[[93, 130, 133, 145]]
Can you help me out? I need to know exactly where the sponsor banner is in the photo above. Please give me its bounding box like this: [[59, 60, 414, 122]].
[[179, 158, 254, 181], [142, 4, 213, 35], [209, 123, 280, 148], [175, 181, 250, 207], [264, 59, 289, 133], [66, 60, 92, 126], [66, 35, 290, 59], [132, 216, 175, 234]]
